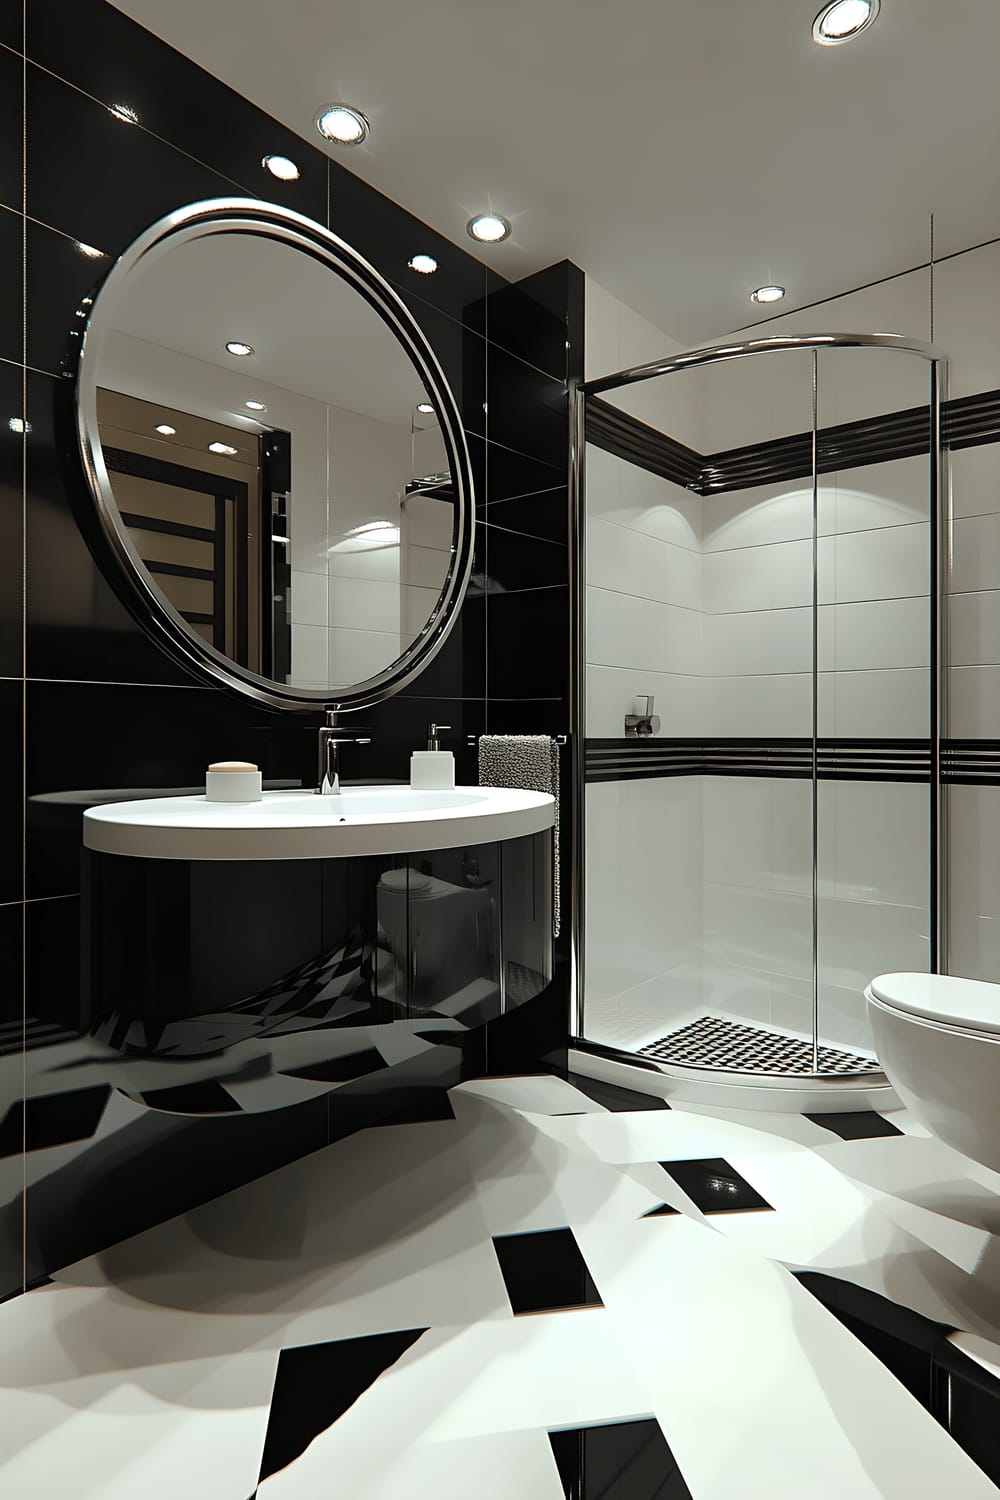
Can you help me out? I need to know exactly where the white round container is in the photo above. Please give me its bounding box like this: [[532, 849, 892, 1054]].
[[205, 761, 262, 802]]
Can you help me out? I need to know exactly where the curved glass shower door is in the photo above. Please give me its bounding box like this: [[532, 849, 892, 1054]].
[[579, 335, 941, 1081]]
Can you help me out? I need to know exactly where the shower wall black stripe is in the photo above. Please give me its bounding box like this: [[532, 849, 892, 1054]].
[[585, 737, 1000, 784]]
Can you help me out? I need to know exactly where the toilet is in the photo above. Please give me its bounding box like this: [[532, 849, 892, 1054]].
[[866, 972, 1000, 1172]]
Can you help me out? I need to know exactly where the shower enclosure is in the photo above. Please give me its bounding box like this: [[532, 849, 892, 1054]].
[[572, 333, 948, 1100]]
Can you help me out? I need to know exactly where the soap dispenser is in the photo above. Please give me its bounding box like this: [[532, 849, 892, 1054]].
[[410, 723, 455, 790]]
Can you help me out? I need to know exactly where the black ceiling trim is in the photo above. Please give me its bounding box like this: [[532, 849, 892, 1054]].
[[585, 387, 1000, 495]]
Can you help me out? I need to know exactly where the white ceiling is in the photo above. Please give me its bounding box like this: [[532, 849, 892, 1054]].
[[113, 0, 1000, 345]]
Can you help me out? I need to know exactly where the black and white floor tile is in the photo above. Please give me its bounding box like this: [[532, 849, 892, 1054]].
[[3, 1073, 1000, 1496]]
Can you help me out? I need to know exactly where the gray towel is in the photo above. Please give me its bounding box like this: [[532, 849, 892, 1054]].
[[478, 734, 560, 938]]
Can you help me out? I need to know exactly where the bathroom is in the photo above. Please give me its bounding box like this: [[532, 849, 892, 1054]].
[[4, 0, 1000, 1493]]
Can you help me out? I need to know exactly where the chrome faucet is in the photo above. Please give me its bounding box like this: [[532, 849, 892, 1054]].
[[316, 710, 371, 795], [625, 695, 661, 738]]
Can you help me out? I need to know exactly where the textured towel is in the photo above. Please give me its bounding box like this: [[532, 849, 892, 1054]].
[[478, 734, 560, 937]]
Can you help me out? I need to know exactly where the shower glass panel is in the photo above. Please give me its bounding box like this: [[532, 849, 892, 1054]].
[[578, 334, 942, 1084], [815, 348, 935, 1059]]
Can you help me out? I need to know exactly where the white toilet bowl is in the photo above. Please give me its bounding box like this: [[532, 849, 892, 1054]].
[[866, 972, 1000, 1172]]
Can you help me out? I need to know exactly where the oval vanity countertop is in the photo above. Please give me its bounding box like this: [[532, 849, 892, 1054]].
[[83, 786, 555, 860]]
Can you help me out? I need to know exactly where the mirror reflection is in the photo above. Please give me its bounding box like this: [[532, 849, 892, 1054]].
[[91, 228, 456, 691]]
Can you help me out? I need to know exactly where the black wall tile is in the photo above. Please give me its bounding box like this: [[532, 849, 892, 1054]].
[[0, 681, 22, 907], [401, 297, 486, 437], [25, 894, 80, 1032], [25, 678, 307, 898], [0, 208, 22, 366], [26, 0, 328, 224], [0, 46, 22, 215], [26, 64, 240, 254], [25, 221, 110, 378], [479, 485, 568, 544], [25, 370, 198, 687], [329, 163, 488, 333], [0, 901, 22, 1037], [487, 587, 569, 699], [486, 265, 568, 381], [485, 438, 565, 506], [0, 360, 24, 679], [485, 523, 568, 594], [487, 344, 567, 467]]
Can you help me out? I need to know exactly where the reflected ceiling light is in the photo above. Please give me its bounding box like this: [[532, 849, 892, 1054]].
[[108, 102, 139, 124], [750, 284, 786, 304], [466, 213, 511, 244], [155, 424, 176, 436], [7, 417, 29, 434], [225, 340, 254, 357], [262, 154, 300, 181], [416, 402, 435, 414], [812, 0, 879, 44], [209, 440, 239, 455], [315, 104, 369, 145], [244, 399, 267, 411], [75, 241, 104, 258], [408, 254, 438, 274], [330, 519, 400, 553]]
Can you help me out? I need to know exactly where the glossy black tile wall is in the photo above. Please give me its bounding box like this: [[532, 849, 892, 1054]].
[[3, 0, 577, 1295]]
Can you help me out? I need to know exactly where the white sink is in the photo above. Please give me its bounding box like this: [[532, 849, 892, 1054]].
[[83, 785, 555, 861]]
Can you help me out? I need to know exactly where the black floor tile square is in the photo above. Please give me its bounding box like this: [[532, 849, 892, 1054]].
[[0, 1084, 111, 1159], [804, 1110, 904, 1140], [568, 1075, 671, 1113], [493, 1227, 602, 1315], [260, 1328, 426, 1482], [549, 1417, 693, 1498], [642, 1201, 681, 1219], [280, 1048, 388, 1084], [659, 1157, 773, 1214]]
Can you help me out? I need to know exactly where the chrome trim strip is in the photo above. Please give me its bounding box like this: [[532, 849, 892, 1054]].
[[568, 381, 586, 1036], [582, 330, 942, 396], [72, 197, 476, 714]]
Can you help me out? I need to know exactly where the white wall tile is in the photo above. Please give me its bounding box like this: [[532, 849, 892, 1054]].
[[950, 444, 1000, 522], [949, 666, 1000, 738], [702, 777, 811, 895], [702, 883, 813, 983], [946, 785, 1000, 927], [818, 522, 930, 604], [951, 513, 1000, 595], [703, 608, 811, 677], [819, 454, 931, 536], [817, 667, 930, 738], [289, 569, 328, 627], [586, 448, 702, 552], [329, 575, 401, 633], [702, 482, 812, 553], [328, 627, 400, 685], [817, 781, 930, 909], [586, 520, 698, 609], [817, 597, 930, 672], [705, 673, 812, 737], [817, 896, 930, 998], [290, 623, 328, 685], [703, 539, 813, 614], [947, 591, 1000, 667]]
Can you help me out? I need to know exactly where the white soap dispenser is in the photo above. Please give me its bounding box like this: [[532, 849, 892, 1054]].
[[410, 723, 455, 790]]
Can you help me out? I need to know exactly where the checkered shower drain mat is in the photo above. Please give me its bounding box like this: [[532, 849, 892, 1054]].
[[638, 1014, 879, 1077]]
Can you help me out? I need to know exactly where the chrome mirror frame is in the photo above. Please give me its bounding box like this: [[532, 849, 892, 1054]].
[[72, 197, 476, 713]]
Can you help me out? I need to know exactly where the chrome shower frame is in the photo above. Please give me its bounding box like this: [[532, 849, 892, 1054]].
[[569, 331, 950, 1093]]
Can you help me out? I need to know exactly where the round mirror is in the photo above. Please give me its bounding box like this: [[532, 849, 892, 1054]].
[[72, 199, 476, 711]]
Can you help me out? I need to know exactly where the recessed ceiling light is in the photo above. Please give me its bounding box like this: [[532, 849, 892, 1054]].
[[408, 254, 438, 275], [467, 213, 512, 244], [244, 399, 267, 412], [155, 424, 176, 436], [416, 402, 435, 414], [812, 0, 879, 45], [750, 284, 786, 304], [225, 341, 254, 357], [75, 241, 104, 259], [108, 102, 139, 125], [209, 441, 239, 456], [315, 104, 369, 145], [262, 154, 300, 181]]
